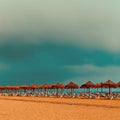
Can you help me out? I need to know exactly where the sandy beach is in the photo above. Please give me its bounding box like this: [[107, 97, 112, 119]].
[[0, 96, 120, 120]]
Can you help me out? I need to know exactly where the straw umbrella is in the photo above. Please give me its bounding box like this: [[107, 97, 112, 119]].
[[80, 81, 95, 93], [41, 84, 51, 92], [29, 84, 39, 92], [20, 85, 29, 93], [38, 85, 43, 92], [52, 83, 65, 93], [13, 85, 20, 92], [65, 81, 79, 92], [102, 80, 117, 95]]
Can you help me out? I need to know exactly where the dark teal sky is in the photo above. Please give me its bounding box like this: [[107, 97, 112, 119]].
[[0, 1, 120, 85]]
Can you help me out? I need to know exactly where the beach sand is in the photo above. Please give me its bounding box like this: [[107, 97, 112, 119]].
[[0, 96, 120, 120]]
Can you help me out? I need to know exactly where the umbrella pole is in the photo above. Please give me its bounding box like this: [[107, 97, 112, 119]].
[[84, 88, 85, 94], [97, 88, 98, 93], [24, 89, 26, 93], [109, 87, 110, 95], [87, 88, 90, 93], [110, 87, 112, 95], [57, 88, 58, 93], [87, 88, 90, 98], [33, 89, 35, 93], [45, 88, 46, 92], [101, 87, 102, 93]]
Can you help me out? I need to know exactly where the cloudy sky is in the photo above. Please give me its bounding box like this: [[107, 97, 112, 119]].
[[0, 0, 120, 85]]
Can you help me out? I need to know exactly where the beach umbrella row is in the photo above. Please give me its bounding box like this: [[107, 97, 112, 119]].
[[0, 80, 120, 95], [0, 82, 78, 93], [80, 80, 118, 95]]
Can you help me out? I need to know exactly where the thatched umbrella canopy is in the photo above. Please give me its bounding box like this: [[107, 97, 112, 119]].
[[51, 83, 65, 92], [41, 84, 51, 92], [80, 81, 95, 93], [29, 84, 39, 92], [83, 81, 95, 88], [65, 81, 79, 92], [37, 85, 45, 92], [80, 84, 86, 88], [20, 85, 29, 93], [38, 85, 43, 89], [13, 85, 20, 92], [95, 83, 100, 88], [117, 82, 120, 87], [102, 80, 117, 94]]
